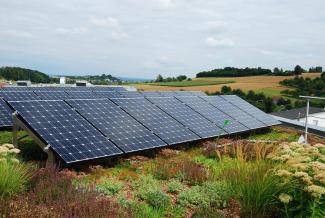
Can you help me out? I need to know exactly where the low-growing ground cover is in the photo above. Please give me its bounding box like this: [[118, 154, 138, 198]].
[[0, 127, 324, 217]]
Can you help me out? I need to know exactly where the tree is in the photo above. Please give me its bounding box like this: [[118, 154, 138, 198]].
[[221, 85, 232, 94], [176, 75, 187, 81], [155, 74, 163, 82], [294, 65, 305, 75], [273, 67, 281, 74], [309, 66, 322, 73]]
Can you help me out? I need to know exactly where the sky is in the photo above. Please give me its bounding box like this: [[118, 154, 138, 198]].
[[0, 0, 324, 79]]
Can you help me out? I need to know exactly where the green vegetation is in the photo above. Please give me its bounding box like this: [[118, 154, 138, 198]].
[[0, 144, 33, 198], [65, 74, 121, 85], [196, 65, 320, 78], [0, 128, 324, 217], [149, 80, 234, 87], [0, 66, 53, 83], [248, 127, 300, 142]]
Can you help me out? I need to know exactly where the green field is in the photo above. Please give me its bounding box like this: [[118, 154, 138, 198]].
[[147, 80, 234, 87]]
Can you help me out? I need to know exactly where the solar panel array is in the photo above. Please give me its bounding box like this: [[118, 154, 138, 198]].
[[201, 96, 266, 129], [112, 98, 200, 144], [221, 95, 280, 126], [9, 100, 122, 163], [147, 97, 223, 138], [66, 99, 166, 152], [1, 86, 278, 164], [0, 99, 12, 127], [176, 96, 248, 134]]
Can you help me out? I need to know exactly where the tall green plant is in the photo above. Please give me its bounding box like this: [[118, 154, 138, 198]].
[[222, 160, 284, 217]]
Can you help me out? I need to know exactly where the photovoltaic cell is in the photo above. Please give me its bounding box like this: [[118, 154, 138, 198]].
[[9, 100, 122, 163], [201, 96, 266, 129], [66, 91, 101, 99], [93, 91, 123, 98], [35, 91, 70, 100], [0, 99, 12, 127], [139, 92, 163, 97], [221, 95, 280, 126], [176, 96, 248, 134], [147, 97, 222, 138], [108, 87, 127, 91], [0, 91, 40, 101], [118, 91, 143, 98], [112, 98, 200, 144], [1, 87, 29, 91], [66, 99, 166, 153]]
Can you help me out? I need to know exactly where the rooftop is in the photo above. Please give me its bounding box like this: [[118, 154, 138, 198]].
[[270, 107, 324, 120]]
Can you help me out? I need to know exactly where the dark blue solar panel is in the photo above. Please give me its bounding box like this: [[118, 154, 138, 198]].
[[147, 97, 222, 138], [108, 86, 127, 91], [201, 96, 266, 129], [158, 92, 178, 97], [66, 91, 100, 99], [35, 91, 69, 100], [221, 95, 280, 126], [9, 100, 122, 163], [0, 91, 40, 101], [112, 98, 200, 144], [0, 99, 12, 127], [1, 87, 29, 91], [118, 91, 143, 98], [176, 96, 248, 134], [140, 92, 163, 97], [66, 99, 166, 153], [93, 91, 123, 98]]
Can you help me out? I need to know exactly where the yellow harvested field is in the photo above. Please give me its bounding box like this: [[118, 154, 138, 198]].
[[135, 73, 321, 94]]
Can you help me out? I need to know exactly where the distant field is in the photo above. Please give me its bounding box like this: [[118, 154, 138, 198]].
[[147, 80, 234, 87], [135, 73, 321, 95]]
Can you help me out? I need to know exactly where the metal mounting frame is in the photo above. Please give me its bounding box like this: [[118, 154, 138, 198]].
[[12, 111, 56, 166]]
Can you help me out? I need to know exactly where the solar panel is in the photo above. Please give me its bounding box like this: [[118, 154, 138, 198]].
[[174, 91, 195, 96], [93, 91, 123, 98], [0, 99, 12, 127], [190, 91, 207, 96], [0, 91, 40, 101], [139, 92, 163, 97], [66, 99, 166, 153], [157, 91, 177, 97], [66, 91, 100, 99], [201, 96, 266, 129], [108, 86, 127, 91], [176, 96, 248, 134], [1, 87, 29, 91], [147, 97, 222, 138], [221, 95, 280, 126], [9, 100, 122, 163], [29, 87, 61, 91], [35, 91, 70, 100], [112, 98, 200, 144], [118, 91, 143, 98]]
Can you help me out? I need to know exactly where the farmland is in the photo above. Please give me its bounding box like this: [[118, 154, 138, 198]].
[[1, 127, 324, 217], [135, 73, 321, 95], [146, 80, 234, 87]]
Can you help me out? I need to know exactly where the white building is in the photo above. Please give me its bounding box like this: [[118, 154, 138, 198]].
[[271, 107, 325, 128]]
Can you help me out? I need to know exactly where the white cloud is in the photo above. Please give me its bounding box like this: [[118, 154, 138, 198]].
[[55, 27, 87, 35], [260, 50, 273, 55], [156, 0, 176, 9], [91, 17, 120, 29], [0, 30, 33, 38], [205, 37, 234, 47]]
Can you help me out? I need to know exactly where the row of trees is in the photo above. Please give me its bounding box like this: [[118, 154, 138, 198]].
[[214, 86, 293, 113], [0, 67, 53, 83], [196, 66, 323, 78], [155, 74, 190, 83], [280, 72, 325, 97]]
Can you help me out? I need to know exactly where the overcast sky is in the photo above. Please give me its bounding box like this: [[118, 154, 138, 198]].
[[0, 0, 324, 78]]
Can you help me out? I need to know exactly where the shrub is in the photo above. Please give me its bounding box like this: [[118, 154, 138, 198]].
[[167, 179, 185, 193], [177, 181, 230, 208], [150, 157, 208, 185], [192, 207, 225, 218], [96, 178, 124, 196], [0, 145, 33, 198], [221, 160, 283, 217], [0, 167, 133, 217], [146, 190, 171, 209], [269, 142, 325, 217]]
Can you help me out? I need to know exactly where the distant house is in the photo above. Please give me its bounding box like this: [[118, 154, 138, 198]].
[[271, 107, 325, 128], [17, 80, 31, 86], [75, 80, 90, 87]]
